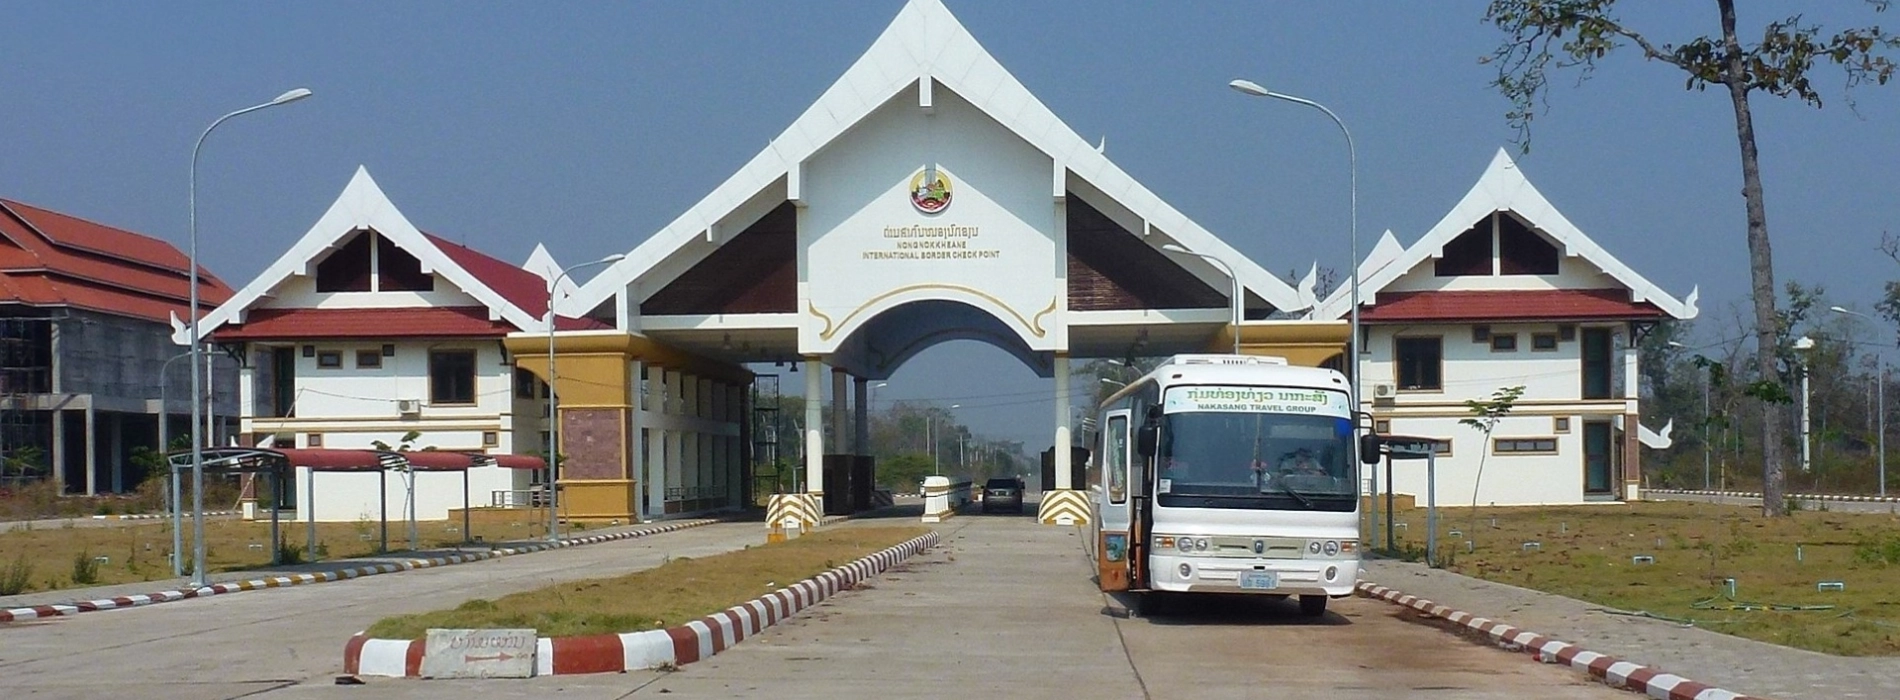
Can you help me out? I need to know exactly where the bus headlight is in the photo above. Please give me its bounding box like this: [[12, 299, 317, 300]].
[[1325, 566, 1339, 581], [1307, 541, 1322, 555], [1177, 537, 1193, 553], [1179, 563, 1193, 578], [1323, 540, 1341, 557], [1195, 538, 1209, 552]]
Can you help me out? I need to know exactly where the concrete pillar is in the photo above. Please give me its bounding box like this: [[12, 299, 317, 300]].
[[110, 414, 124, 493], [831, 368, 848, 454], [1622, 334, 1642, 498], [84, 404, 97, 496], [51, 410, 65, 494], [853, 377, 869, 456], [646, 365, 665, 518], [805, 357, 824, 500], [628, 360, 646, 521], [1054, 354, 1072, 489]]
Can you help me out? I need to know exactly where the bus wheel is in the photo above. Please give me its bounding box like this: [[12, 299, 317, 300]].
[[1298, 595, 1327, 617]]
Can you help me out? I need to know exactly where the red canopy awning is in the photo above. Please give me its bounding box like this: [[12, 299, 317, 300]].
[[490, 454, 548, 470], [399, 451, 483, 471], [270, 448, 390, 471]]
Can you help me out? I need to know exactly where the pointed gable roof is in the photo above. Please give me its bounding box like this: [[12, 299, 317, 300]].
[[523, 244, 577, 299], [192, 167, 548, 341], [1316, 149, 1698, 321], [566, 0, 1302, 318]]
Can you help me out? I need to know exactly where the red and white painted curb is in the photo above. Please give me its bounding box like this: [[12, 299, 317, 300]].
[[1648, 488, 1900, 505], [0, 519, 717, 624], [343, 530, 942, 678], [1357, 582, 1762, 700]]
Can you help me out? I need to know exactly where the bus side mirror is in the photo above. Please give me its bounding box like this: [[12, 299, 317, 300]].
[[1136, 425, 1158, 457], [1359, 434, 1382, 465]]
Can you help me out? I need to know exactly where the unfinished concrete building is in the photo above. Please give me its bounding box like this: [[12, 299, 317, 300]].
[[0, 198, 235, 495]]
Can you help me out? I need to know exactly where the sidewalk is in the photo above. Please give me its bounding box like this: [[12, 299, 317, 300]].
[[1360, 558, 1900, 700]]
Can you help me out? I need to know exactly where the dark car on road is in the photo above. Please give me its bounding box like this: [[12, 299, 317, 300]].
[[980, 477, 1025, 514]]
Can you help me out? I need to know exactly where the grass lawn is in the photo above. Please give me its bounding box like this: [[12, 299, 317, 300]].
[[1378, 500, 1900, 656], [0, 516, 550, 595], [365, 525, 930, 639]]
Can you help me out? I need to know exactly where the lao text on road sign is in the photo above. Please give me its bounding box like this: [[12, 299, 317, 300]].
[[421, 628, 538, 679], [1379, 435, 1446, 459]]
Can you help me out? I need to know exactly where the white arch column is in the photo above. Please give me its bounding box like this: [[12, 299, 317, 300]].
[[1037, 352, 1088, 525], [1054, 353, 1072, 489], [804, 356, 825, 512]]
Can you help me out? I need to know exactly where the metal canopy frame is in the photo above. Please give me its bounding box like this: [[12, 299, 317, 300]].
[[166, 448, 545, 565]]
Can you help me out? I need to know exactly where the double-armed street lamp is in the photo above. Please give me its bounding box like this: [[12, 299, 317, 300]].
[[189, 88, 313, 585]]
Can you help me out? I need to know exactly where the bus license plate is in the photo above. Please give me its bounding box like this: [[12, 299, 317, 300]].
[[1239, 571, 1278, 590]]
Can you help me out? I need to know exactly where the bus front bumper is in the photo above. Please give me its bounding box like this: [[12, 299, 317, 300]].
[[1149, 554, 1359, 597]]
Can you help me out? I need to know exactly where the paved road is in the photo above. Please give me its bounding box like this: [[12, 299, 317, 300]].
[[0, 522, 770, 700], [2, 509, 1627, 699]]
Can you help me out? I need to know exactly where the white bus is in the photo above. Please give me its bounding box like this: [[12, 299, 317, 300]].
[[1087, 354, 1362, 617]]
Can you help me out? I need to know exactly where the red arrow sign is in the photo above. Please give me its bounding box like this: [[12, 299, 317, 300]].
[[463, 652, 516, 663]]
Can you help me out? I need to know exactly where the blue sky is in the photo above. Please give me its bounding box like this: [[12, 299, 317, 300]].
[[3, 1, 1896, 447]]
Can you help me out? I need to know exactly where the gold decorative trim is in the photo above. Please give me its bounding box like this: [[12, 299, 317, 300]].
[[807, 300, 835, 338], [819, 284, 1044, 341], [1031, 297, 1058, 336]]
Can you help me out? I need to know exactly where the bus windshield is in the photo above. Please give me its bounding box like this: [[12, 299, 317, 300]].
[[1155, 385, 1355, 511]]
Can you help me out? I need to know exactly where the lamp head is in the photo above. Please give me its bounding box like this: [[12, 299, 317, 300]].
[[600, 253, 627, 264], [1229, 79, 1271, 98], [1829, 306, 1853, 315], [271, 88, 314, 105], [1161, 243, 1189, 253], [1793, 336, 1816, 351]]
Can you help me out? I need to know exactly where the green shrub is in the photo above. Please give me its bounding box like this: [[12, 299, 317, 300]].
[[0, 554, 31, 595], [278, 541, 305, 565], [71, 550, 101, 585]]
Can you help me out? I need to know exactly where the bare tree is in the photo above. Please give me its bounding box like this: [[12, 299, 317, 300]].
[[1484, 0, 1898, 515]]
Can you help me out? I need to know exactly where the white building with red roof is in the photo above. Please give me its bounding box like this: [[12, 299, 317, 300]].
[[1316, 149, 1697, 505], [199, 167, 580, 522], [0, 197, 237, 496]]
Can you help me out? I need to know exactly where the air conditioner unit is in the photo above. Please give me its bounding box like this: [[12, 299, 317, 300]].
[[397, 399, 421, 415], [1372, 383, 1397, 399]]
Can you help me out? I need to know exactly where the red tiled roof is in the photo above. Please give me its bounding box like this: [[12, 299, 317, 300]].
[[421, 233, 611, 331], [1360, 289, 1665, 323], [0, 198, 232, 324], [423, 233, 550, 317], [210, 306, 517, 340]]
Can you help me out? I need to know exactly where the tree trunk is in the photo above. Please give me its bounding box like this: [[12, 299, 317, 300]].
[[1719, 0, 1788, 516]]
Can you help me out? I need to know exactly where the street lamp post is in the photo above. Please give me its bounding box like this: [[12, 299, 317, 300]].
[[1832, 306, 1887, 496], [1793, 335, 1815, 474], [545, 254, 625, 541], [188, 87, 312, 585], [1229, 78, 1359, 436], [1160, 245, 1240, 354]]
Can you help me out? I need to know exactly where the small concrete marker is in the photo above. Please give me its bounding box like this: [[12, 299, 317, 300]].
[[1521, 541, 1541, 551], [1818, 581, 1845, 592], [1630, 555, 1654, 565], [421, 628, 538, 679]]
